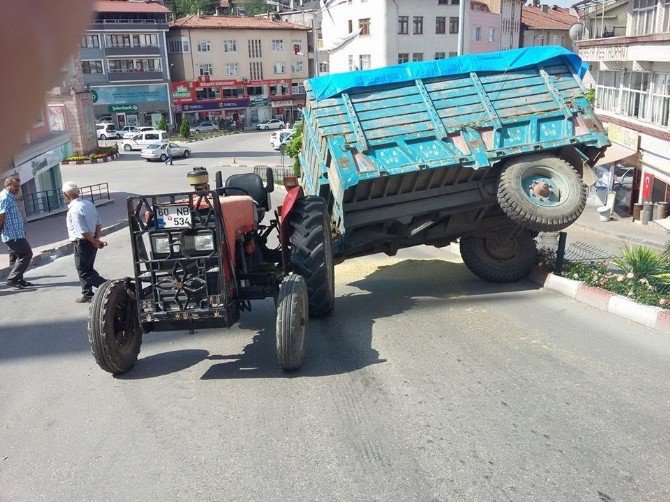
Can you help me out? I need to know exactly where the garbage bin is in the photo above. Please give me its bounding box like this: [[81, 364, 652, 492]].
[[633, 203, 643, 221], [658, 201, 668, 220], [653, 202, 660, 220], [642, 202, 654, 225]]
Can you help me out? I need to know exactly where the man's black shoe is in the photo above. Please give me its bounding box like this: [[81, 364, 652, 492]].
[[18, 279, 34, 287], [6, 280, 26, 290], [75, 296, 93, 303]]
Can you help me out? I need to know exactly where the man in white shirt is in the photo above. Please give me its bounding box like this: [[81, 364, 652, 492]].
[[63, 182, 108, 303]]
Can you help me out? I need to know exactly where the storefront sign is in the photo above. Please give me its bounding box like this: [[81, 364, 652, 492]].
[[578, 45, 628, 61], [15, 142, 72, 183], [272, 100, 293, 107], [91, 84, 169, 105], [109, 104, 138, 113], [249, 97, 270, 107], [608, 124, 639, 150], [177, 98, 249, 112]]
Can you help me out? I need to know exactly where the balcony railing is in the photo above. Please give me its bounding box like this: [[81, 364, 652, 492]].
[[583, 25, 627, 39], [22, 183, 110, 217]]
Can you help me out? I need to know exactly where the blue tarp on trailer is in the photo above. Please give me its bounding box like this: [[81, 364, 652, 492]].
[[307, 46, 588, 101]]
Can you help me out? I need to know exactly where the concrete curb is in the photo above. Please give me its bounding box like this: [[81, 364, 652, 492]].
[[528, 267, 669, 333], [0, 220, 129, 278]]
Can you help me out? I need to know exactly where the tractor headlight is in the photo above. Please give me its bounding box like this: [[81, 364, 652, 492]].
[[194, 233, 214, 251], [151, 234, 170, 255]]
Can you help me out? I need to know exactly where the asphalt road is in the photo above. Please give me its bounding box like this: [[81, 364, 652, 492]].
[[1, 226, 669, 501]]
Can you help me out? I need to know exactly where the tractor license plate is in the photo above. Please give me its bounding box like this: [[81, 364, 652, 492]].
[[156, 205, 192, 229]]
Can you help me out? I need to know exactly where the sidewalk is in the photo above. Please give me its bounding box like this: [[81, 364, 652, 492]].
[[1, 191, 668, 278]]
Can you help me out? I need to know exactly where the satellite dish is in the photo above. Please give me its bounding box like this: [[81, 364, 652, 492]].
[[569, 23, 584, 41]]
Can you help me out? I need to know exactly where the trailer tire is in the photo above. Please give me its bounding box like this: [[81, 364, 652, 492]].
[[289, 196, 335, 317], [498, 154, 586, 232], [460, 230, 537, 283], [87, 280, 142, 375], [276, 274, 308, 371]]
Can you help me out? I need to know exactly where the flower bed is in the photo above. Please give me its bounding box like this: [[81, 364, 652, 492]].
[[62, 146, 119, 165]]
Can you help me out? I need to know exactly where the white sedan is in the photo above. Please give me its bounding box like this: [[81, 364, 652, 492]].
[[140, 143, 191, 162], [256, 119, 285, 130]]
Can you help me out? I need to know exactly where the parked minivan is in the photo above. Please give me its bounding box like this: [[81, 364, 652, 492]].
[[96, 123, 119, 140], [120, 130, 169, 151]]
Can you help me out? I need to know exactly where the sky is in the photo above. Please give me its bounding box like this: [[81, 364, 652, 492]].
[[527, 0, 579, 8]]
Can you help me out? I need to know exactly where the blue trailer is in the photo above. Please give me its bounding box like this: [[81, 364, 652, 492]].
[[290, 47, 609, 314]]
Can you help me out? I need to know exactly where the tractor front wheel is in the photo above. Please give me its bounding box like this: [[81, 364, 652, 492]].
[[460, 230, 537, 283], [289, 196, 335, 317], [87, 280, 142, 374], [276, 274, 308, 371]]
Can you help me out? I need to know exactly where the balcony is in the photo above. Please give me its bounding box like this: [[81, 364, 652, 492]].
[[90, 19, 168, 31], [107, 70, 165, 82], [105, 46, 162, 57]]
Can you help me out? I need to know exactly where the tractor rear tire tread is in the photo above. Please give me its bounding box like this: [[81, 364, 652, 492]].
[[276, 274, 308, 371]]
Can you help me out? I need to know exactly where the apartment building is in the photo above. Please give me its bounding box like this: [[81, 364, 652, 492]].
[[168, 15, 310, 126], [82, 1, 173, 128], [478, 0, 523, 49], [575, 0, 670, 215], [470, 1, 503, 54], [521, 3, 580, 50]]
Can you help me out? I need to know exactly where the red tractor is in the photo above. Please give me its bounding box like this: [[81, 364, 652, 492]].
[[87, 167, 335, 375]]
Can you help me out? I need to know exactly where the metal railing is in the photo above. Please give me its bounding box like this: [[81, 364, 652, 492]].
[[22, 183, 110, 217], [253, 166, 295, 183]]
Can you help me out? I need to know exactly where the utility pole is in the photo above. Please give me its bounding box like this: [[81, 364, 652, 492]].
[[457, 0, 467, 56]]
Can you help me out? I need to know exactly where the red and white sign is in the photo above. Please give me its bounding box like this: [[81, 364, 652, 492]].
[[642, 172, 653, 199]]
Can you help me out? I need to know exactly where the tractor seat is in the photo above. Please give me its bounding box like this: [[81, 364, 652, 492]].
[[225, 173, 269, 211]]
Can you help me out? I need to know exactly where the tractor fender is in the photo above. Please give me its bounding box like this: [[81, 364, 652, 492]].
[[279, 186, 304, 271]]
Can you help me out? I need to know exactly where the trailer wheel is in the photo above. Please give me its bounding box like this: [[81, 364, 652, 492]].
[[289, 196, 335, 317], [276, 274, 308, 371], [498, 154, 586, 232], [460, 230, 537, 283], [87, 280, 142, 375]]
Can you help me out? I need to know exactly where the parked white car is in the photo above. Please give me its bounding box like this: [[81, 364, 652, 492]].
[[270, 130, 295, 150], [256, 119, 285, 130], [120, 126, 157, 139], [121, 130, 169, 151], [96, 123, 119, 140], [140, 142, 191, 162], [191, 121, 219, 133]]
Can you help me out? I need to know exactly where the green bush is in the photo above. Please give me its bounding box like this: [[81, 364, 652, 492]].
[[612, 245, 670, 284], [156, 116, 168, 131], [285, 122, 303, 177], [584, 88, 596, 105], [179, 118, 190, 138]]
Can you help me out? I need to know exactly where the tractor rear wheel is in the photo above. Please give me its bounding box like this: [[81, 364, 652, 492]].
[[497, 154, 586, 232], [276, 274, 308, 371], [289, 196, 334, 317], [87, 280, 142, 375], [460, 230, 537, 283]]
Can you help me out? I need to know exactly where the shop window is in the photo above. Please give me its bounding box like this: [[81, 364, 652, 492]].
[[247, 85, 264, 96], [195, 87, 220, 100], [222, 87, 244, 98], [270, 84, 290, 96]]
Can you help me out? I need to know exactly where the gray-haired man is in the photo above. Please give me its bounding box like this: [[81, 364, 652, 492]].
[[63, 181, 108, 303], [0, 175, 34, 289]]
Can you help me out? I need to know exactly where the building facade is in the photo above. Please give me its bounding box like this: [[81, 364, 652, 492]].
[[576, 0, 670, 215], [470, 1, 503, 54], [167, 15, 309, 126], [83, 1, 173, 129], [521, 3, 580, 50]]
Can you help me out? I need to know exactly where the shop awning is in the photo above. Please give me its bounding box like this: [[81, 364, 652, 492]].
[[594, 143, 638, 166]]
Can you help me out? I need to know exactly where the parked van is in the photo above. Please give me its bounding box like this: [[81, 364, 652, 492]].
[[120, 130, 169, 151], [96, 123, 119, 140]]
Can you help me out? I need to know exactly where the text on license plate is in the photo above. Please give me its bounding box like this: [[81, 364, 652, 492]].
[[156, 205, 192, 229]]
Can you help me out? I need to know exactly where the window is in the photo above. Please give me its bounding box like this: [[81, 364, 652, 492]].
[[473, 26, 482, 41], [398, 16, 409, 34], [196, 87, 220, 100], [439, 0, 449, 3], [81, 35, 99, 48], [413, 16, 424, 34], [452, 0, 460, 4], [359, 54, 371, 69], [359, 18, 370, 35], [398, 53, 409, 63], [105, 34, 131, 48], [449, 17, 459, 34], [651, 73, 670, 126], [596, 70, 620, 112], [250, 61, 263, 80], [292, 39, 303, 54], [82, 60, 103, 74], [632, 0, 658, 35], [449, 51, 457, 57], [249, 39, 262, 58], [412, 52, 424, 62], [274, 62, 286, 74], [199, 63, 212, 76], [348, 20, 353, 33], [107, 58, 161, 73], [270, 83, 290, 95], [489, 27, 496, 41], [223, 40, 237, 52], [292, 60, 304, 72], [348, 55, 356, 71], [225, 62, 239, 75], [621, 71, 650, 120], [133, 34, 158, 47], [292, 82, 306, 94], [535, 34, 545, 46], [247, 85, 264, 96], [434, 52, 446, 59], [664, 0, 670, 32], [436, 17, 446, 34], [168, 37, 189, 53], [319, 62, 329, 73], [272, 39, 284, 51], [197, 41, 211, 52]]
